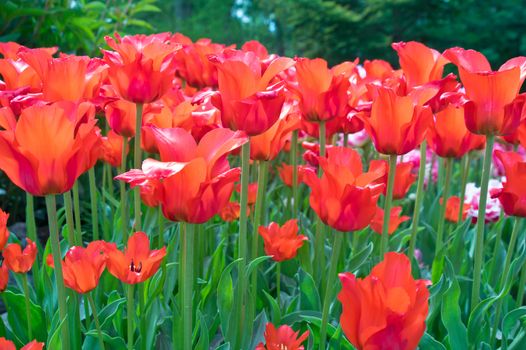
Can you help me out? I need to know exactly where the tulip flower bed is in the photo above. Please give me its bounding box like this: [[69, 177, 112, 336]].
[[0, 34, 526, 350]]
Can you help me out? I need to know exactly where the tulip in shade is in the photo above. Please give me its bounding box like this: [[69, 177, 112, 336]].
[[0, 209, 8, 251], [102, 33, 180, 103], [258, 220, 308, 262], [105, 232, 166, 284], [277, 163, 305, 187], [302, 147, 386, 232], [236, 182, 258, 206], [371, 160, 417, 200], [0, 102, 101, 196], [370, 207, 410, 235], [0, 264, 8, 292], [100, 130, 128, 168], [104, 99, 138, 138], [0, 338, 44, 350], [338, 252, 430, 350], [443, 196, 470, 223], [491, 150, 526, 217], [218, 201, 242, 222], [48, 241, 107, 294], [3, 239, 37, 273], [255, 323, 309, 350], [207, 49, 294, 135], [443, 47, 526, 135]]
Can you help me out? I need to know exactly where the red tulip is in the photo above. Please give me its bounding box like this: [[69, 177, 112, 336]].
[[443, 47, 526, 135], [302, 147, 385, 232], [491, 150, 526, 217], [106, 232, 166, 284], [371, 160, 417, 200], [3, 238, 37, 273], [236, 182, 258, 206], [0, 209, 8, 251], [338, 252, 430, 350], [102, 33, 180, 103], [258, 220, 308, 262], [0, 264, 8, 292], [277, 163, 305, 187], [443, 196, 470, 223], [100, 130, 128, 168], [0, 338, 45, 350], [370, 206, 410, 235], [104, 99, 137, 137], [218, 202, 242, 222], [207, 49, 294, 135], [0, 102, 101, 196], [255, 323, 309, 350]]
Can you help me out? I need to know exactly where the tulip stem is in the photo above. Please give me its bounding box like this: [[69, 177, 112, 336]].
[[408, 141, 427, 261], [21, 273, 32, 340], [380, 154, 397, 256], [120, 137, 129, 242], [73, 182, 82, 245], [315, 121, 327, 285], [516, 260, 526, 307], [458, 154, 471, 223], [25, 194, 40, 284], [157, 206, 164, 249], [276, 262, 281, 307], [472, 134, 495, 311], [291, 130, 299, 218], [63, 191, 76, 246], [139, 283, 146, 350], [88, 292, 105, 350], [181, 222, 195, 350], [45, 195, 71, 350], [88, 168, 100, 241], [127, 283, 135, 350], [235, 142, 250, 349], [319, 230, 342, 350], [491, 217, 521, 344], [435, 157, 452, 257], [134, 103, 143, 231]]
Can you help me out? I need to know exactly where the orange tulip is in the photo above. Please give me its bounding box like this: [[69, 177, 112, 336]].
[[104, 99, 137, 137], [427, 103, 486, 158], [0, 209, 8, 251], [48, 241, 107, 294], [370, 206, 410, 235], [277, 163, 306, 187], [207, 49, 294, 135], [360, 85, 434, 155], [0, 338, 44, 350], [338, 252, 430, 350], [443, 47, 526, 135], [302, 147, 386, 232], [100, 130, 128, 168], [258, 220, 308, 262], [0, 264, 8, 292], [443, 196, 470, 223], [218, 202, 242, 222], [0, 42, 56, 60], [105, 232, 166, 284], [236, 182, 258, 206], [117, 127, 248, 223], [371, 160, 416, 200], [491, 150, 526, 217], [0, 102, 101, 196], [102, 33, 180, 103], [3, 238, 37, 273], [255, 323, 309, 350], [392, 41, 448, 88]]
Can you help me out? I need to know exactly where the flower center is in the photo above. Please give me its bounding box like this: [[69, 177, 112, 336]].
[[129, 259, 142, 273]]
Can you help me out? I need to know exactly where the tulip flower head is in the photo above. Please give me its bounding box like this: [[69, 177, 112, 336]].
[[255, 323, 309, 350], [3, 238, 37, 273], [277, 163, 305, 187], [218, 201, 242, 222], [258, 220, 308, 262], [338, 252, 430, 350], [106, 232, 166, 284], [0, 209, 9, 251], [491, 150, 526, 217], [100, 130, 128, 168], [371, 160, 417, 200], [0, 338, 44, 350], [443, 196, 470, 223], [0, 264, 8, 292], [370, 206, 410, 235]]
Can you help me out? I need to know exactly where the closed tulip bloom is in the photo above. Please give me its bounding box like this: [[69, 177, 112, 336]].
[[370, 206, 410, 235], [218, 202, 241, 222], [100, 130, 128, 168], [0, 209, 9, 251], [3, 238, 37, 273], [392, 41, 448, 88], [302, 147, 386, 232], [443, 196, 470, 223], [277, 163, 305, 187], [102, 33, 180, 103], [338, 252, 430, 350], [443, 47, 526, 135], [0, 264, 8, 292], [48, 241, 107, 294], [258, 220, 308, 262], [371, 160, 416, 200], [360, 85, 434, 155], [0, 102, 101, 196], [255, 323, 309, 350], [491, 150, 526, 217], [104, 99, 137, 137], [427, 103, 486, 158], [117, 127, 248, 223], [208, 49, 294, 135], [106, 232, 166, 284]]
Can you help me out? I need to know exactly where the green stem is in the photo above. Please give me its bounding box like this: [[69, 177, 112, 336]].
[[45, 195, 71, 350], [63, 191, 76, 246], [88, 293, 105, 350], [380, 155, 397, 256], [276, 262, 281, 307], [157, 206, 164, 249], [73, 182, 82, 245], [408, 141, 427, 261], [319, 230, 342, 350], [25, 194, 40, 283], [120, 137, 129, 242], [88, 168, 100, 241], [181, 223, 195, 350], [435, 158, 453, 257], [290, 130, 299, 218], [134, 103, 143, 231], [22, 273, 32, 340], [516, 260, 526, 308], [471, 134, 495, 311], [127, 284, 135, 350], [315, 121, 327, 284], [458, 154, 471, 223], [139, 283, 146, 350]]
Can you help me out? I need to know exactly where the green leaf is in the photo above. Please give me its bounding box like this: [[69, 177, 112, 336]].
[[296, 269, 321, 311], [346, 242, 373, 272], [262, 290, 281, 324], [98, 297, 126, 330], [502, 307, 526, 345], [217, 258, 241, 344], [441, 258, 468, 349], [245, 255, 272, 279], [3, 289, 47, 342], [194, 312, 209, 350], [84, 330, 126, 350], [420, 333, 447, 350]]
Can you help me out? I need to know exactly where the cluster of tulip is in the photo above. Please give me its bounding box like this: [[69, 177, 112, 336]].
[[0, 33, 526, 349]]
